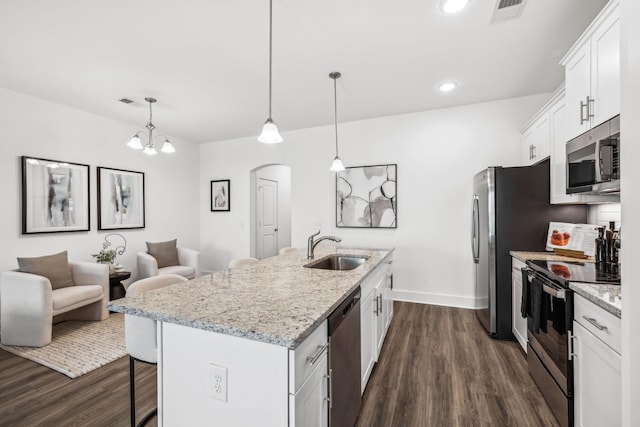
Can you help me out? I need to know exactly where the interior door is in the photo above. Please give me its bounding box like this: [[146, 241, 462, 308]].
[[257, 178, 278, 259]]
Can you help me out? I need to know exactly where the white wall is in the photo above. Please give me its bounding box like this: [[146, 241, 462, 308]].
[[620, 0, 639, 424], [199, 93, 550, 307], [0, 88, 200, 283], [588, 203, 621, 228]]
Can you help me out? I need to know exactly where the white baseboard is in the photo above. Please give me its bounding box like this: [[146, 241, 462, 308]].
[[390, 289, 480, 309]]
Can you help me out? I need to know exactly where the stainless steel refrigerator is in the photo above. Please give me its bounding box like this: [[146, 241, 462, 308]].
[[471, 160, 587, 340]]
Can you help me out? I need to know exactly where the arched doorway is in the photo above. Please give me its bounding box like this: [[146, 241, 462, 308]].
[[250, 164, 291, 259]]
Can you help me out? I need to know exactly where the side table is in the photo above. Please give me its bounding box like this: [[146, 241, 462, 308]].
[[109, 271, 131, 300]]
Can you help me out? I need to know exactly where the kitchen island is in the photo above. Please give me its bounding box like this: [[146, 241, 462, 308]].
[[108, 247, 393, 427]]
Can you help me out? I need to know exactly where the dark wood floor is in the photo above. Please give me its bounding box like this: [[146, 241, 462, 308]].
[[0, 302, 557, 427], [356, 301, 559, 427], [0, 351, 157, 427]]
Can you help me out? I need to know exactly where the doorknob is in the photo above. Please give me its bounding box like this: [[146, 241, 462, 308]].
[[275, 228, 278, 232]]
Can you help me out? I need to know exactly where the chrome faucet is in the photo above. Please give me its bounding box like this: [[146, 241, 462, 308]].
[[307, 230, 342, 259]]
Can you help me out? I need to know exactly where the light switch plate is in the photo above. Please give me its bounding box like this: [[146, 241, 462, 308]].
[[208, 363, 228, 402]]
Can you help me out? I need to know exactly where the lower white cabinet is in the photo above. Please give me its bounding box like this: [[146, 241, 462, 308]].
[[511, 257, 527, 352], [360, 285, 377, 391], [572, 294, 621, 427], [360, 256, 394, 393], [291, 351, 329, 427]]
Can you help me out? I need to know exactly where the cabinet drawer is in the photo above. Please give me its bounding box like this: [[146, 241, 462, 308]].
[[360, 259, 390, 298], [289, 320, 328, 393], [574, 293, 621, 354]]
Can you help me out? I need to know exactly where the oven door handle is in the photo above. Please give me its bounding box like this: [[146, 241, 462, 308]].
[[542, 283, 565, 300], [526, 269, 566, 300]]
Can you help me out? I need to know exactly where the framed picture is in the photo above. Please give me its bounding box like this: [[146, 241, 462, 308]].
[[211, 180, 230, 211], [21, 156, 90, 234], [336, 164, 397, 228], [97, 167, 145, 230]]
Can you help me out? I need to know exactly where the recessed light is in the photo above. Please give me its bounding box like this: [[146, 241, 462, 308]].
[[439, 82, 458, 92], [441, 0, 470, 14]]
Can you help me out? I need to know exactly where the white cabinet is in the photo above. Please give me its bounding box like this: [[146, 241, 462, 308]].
[[360, 284, 376, 392], [562, 0, 619, 141], [291, 352, 329, 427], [383, 268, 394, 332], [521, 113, 550, 166], [374, 274, 386, 355], [572, 294, 621, 427], [360, 256, 393, 393], [511, 257, 527, 352], [289, 320, 329, 427]]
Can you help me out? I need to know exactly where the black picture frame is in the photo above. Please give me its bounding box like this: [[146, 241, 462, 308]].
[[97, 166, 145, 230], [336, 163, 397, 228], [21, 155, 91, 234], [211, 180, 230, 212]]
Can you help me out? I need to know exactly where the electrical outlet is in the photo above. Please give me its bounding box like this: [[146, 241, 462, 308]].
[[208, 363, 228, 402]]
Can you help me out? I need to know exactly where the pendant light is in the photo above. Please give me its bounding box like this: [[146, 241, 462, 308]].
[[329, 71, 345, 172], [258, 0, 283, 144], [127, 97, 175, 155]]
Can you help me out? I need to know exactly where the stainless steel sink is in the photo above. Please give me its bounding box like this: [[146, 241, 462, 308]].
[[304, 254, 369, 271]]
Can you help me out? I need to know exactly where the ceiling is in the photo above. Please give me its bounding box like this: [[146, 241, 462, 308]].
[[0, 0, 608, 144]]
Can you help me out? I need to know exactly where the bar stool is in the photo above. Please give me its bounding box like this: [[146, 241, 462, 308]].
[[125, 274, 187, 426]]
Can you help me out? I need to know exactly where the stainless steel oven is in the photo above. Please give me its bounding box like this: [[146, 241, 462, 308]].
[[523, 263, 574, 427], [566, 115, 619, 195]]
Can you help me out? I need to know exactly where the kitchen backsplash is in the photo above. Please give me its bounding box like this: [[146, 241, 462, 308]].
[[588, 203, 621, 229]]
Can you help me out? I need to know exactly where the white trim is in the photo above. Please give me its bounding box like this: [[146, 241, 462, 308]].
[[390, 289, 481, 309]]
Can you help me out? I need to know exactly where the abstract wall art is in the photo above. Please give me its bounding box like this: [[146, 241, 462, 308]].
[[211, 180, 230, 212], [336, 164, 397, 228], [97, 167, 145, 230], [21, 156, 90, 234]]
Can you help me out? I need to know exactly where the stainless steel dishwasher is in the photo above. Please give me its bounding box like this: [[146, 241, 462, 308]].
[[328, 286, 361, 427]]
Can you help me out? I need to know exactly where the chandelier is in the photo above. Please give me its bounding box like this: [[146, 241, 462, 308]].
[[127, 97, 175, 155]]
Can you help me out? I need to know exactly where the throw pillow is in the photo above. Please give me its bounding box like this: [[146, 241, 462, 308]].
[[146, 239, 179, 268], [17, 250, 75, 290]]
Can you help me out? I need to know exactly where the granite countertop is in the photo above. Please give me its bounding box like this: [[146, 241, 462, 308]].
[[570, 282, 621, 318], [108, 247, 393, 349], [510, 250, 595, 263]]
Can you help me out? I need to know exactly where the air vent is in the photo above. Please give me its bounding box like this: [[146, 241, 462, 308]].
[[491, 0, 527, 23], [118, 98, 134, 104], [498, 0, 523, 9]]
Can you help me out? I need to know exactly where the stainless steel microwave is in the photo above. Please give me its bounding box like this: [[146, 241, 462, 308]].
[[566, 115, 620, 195]]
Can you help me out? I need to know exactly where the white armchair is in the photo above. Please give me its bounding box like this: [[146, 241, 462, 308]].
[[137, 247, 200, 280], [0, 261, 109, 347]]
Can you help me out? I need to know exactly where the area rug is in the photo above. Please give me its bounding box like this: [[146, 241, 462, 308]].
[[0, 313, 126, 378]]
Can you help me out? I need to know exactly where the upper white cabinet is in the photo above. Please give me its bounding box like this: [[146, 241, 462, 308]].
[[521, 111, 550, 166], [561, 0, 619, 141]]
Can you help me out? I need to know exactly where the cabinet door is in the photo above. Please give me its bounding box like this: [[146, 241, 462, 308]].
[[549, 100, 582, 204], [591, 12, 620, 127], [292, 352, 329, 427], [511, 271, 527, 352], [383, 271, 393, 332], [374, 277, 386, 356], [573, 321, 621, 427], [360, 290, 376, 393], [565, 42, 592, 140], [521, 128, 535, 165], [511, 259, 527, 352], [522, 115, 550, 166]]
